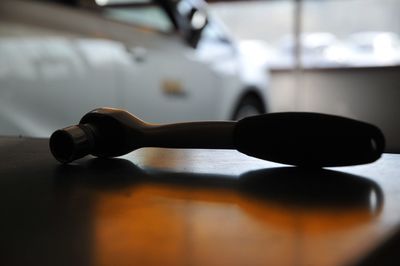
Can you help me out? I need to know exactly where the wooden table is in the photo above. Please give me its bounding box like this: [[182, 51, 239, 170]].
[[1, 137, 400, 266]]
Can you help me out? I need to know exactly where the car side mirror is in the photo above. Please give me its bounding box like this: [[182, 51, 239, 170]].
[[186, 8, 208, 48]]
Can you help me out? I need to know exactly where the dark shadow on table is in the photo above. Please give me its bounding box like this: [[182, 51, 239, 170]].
[[56, 158, 384, 212]]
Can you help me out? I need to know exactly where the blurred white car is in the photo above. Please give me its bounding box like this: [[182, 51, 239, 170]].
[[272, 32, 344, 69], [323, 31, 400, 67], [344, 31, 400, 67], [0, 0, 269, 137]]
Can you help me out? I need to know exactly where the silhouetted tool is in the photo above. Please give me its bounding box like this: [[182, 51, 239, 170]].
[[49, 107, 384, 167]]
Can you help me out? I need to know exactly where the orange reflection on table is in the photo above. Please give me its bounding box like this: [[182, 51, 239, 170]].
[[92, 168, 381, 266]]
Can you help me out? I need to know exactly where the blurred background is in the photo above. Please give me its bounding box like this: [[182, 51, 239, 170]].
[[212, 0, 400, 69], [1, 0, 399, 151]]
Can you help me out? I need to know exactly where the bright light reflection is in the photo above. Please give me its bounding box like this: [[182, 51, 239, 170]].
[[324, 45, 349, 63], [191, 11, 207, 30], [95, 0, 109, 6], [374, 34, 393, 59]]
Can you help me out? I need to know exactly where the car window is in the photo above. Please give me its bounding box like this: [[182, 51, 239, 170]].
[[96, 0, 174, 33]]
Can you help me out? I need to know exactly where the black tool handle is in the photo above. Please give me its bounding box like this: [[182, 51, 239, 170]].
[[234, 112, 385, 167]]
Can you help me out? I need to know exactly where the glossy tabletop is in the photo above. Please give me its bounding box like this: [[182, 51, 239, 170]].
[[1, 137, 400, 266]]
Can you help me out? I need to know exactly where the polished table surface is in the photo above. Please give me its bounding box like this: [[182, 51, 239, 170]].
[[1, 137, 400, 266]]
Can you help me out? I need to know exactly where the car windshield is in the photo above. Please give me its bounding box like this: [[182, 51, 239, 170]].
[[96, 0, 174, 33]]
